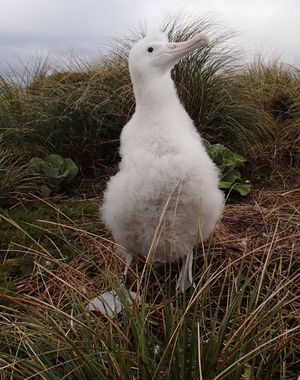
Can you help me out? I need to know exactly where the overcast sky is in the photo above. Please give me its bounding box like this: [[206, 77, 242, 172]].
[[0, 0, 299, 76]]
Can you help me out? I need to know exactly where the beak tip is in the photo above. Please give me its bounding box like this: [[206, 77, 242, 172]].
[[198, 33, 209, 47]]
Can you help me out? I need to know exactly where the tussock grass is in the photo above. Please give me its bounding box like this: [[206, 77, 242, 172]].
[[0, 148, 39, 207], [0, 56, 133, 172], [1, 16, 298, 176], [232, 59, 300, 170], [1, 189, 299, 379]]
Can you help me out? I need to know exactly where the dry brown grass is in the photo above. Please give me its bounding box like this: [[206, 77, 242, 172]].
[[1, 183, 299, 379], [14, 187, 299, 308]]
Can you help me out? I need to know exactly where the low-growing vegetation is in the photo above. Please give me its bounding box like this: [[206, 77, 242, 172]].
[[0, 16, 299, 380], [203, 140, 251, 196], [28, 154, 79, 197]]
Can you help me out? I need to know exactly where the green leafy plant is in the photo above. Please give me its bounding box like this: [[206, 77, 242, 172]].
[[204, 139, 251, 196], [28, 154, 78, 197]]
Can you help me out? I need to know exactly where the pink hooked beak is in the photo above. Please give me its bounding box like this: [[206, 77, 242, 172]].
[[167, 33, 209, 59]]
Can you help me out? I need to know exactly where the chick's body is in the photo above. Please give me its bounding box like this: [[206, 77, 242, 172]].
[[102, 87, 223, 265]]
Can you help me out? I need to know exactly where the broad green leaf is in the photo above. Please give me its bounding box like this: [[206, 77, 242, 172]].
[[64, 158, 79, 183], [233, 183, 251, 196], [43, 165, 60, 179], [204, 140, 246, 168], [27, 154, 78, 195], [219, 181, 234, 189], [60, 168, 70, 179], [27, 157, 46, 173], [222, 170, 241, 183], [46, 154, 65, 172], [204, 139, 250, 197]]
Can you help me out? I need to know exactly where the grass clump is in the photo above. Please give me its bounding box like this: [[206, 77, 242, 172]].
[[232, 59, 300, 171], [0, 61, 133, 172], [0, 148, 38, 208], [0, 189, 299, 379], [1, 17, 299, 178]]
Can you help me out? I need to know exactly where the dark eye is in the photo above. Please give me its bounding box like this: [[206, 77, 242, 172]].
[[147, 47, 154, 53]]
